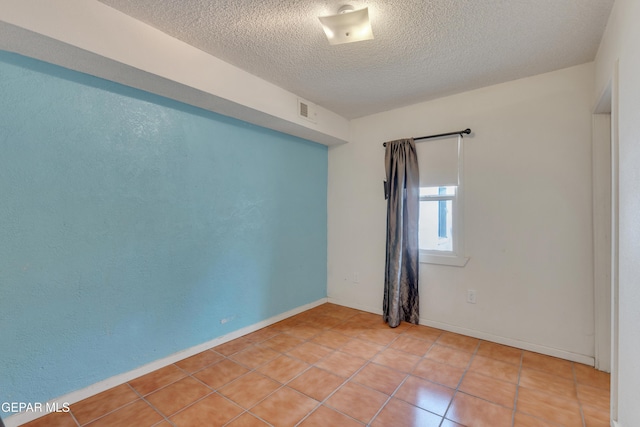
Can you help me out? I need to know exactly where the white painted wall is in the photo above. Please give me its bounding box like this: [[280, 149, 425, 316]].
[[594, 0, 640, 424], [328, 63, 595, 363]]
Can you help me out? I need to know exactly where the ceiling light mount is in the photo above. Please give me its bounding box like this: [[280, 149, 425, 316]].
[[337, 5, 355, 14], [319, 5, 374, 45]]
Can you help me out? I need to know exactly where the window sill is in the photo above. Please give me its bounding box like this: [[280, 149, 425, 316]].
[[419, 252, 469, 267]]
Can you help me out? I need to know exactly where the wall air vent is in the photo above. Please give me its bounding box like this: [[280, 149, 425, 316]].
[[297, 98, 317, 123], [299, 101, 308, 117]]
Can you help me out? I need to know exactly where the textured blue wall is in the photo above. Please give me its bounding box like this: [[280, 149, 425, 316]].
[[0, 51, 327, 410]]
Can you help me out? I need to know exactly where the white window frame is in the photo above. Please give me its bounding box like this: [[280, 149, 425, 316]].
[[419, 136, 469, 267]]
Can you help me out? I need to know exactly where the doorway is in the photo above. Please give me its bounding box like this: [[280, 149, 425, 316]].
[[592, 67, 618, 422]]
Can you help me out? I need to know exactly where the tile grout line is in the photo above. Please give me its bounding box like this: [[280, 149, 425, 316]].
[[366, 326, 442, 426], [511, 348, 524, 427], [150, 356, 243, 424], [171, 378, 220, 417], [438, 339, 482, 426], [68, 408, 81, 427], [164, 323, 315, 425], [289, 310, 380, 425], [516, 355, 594, 427], [224, 410, 275, 427], [68, 388, 136, 426], [326, 321, 480, 425], [128, 378, 182, 427], [289, 315, 419, 425], [573, 362, 588, 427], [72, 388, 146, 427], [316, 321, 495, 426], [348, 320, 440, 422], [214, 336, 285, 427], [150, 363, 215, 427], [293, 314, 387, 426], [131, 360, 249, 427], [216, 310, 365, 426], [196, 355, 283, 427], [220, 408, 275, 427]]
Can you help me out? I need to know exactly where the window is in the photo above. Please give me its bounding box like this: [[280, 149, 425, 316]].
[[416, 136, 468, 266], [419, 186, 455, 252]]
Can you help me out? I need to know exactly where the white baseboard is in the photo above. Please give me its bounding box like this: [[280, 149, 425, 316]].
[[420, 318, 595, 365], [611, 420, 620, 427], [4, 298, 328, 427], [327, 298, 595, 366], [327, 297, 382, 315]]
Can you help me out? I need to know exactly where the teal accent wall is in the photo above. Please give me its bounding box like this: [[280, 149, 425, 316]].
[[0, 51, 327, 410]]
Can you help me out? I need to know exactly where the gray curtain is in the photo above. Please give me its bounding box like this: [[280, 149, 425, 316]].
[[384, 138, 420, 327]]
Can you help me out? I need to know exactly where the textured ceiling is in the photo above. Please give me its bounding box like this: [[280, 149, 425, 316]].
[[98, 0, 613, 119]]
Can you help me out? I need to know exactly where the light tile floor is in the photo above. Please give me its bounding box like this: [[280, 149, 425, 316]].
[[22, 303, 610, 427]]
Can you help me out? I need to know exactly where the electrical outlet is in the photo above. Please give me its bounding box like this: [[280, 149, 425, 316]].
[[467, 290, 477, 304]]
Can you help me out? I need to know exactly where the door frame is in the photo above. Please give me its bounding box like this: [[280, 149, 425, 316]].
[[593, 62, 619, 422]]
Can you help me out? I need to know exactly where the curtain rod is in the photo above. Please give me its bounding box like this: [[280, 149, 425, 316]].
[[382, 128, 471, 147]]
